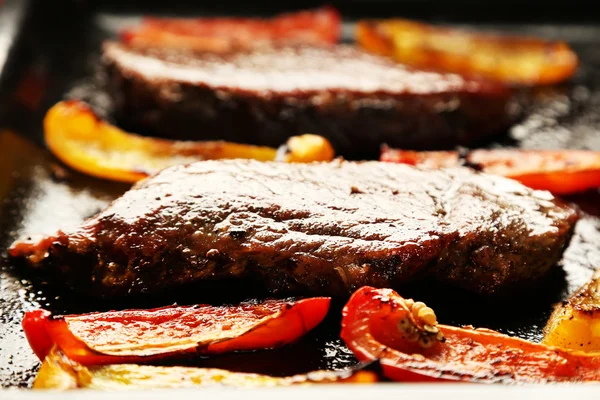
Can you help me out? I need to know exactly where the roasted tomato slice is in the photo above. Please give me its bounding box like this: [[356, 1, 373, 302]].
[[121, 6, 341, 52], [23, 297, 330, 366], [356, 19, 578, 86], [44, 100, 335, 183], [341, 286, 600, 383], [381, 147, 600, 195]]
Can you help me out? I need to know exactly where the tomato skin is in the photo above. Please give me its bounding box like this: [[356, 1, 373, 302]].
[[22, 298, 330, 366], [341, 286, 600, 384]]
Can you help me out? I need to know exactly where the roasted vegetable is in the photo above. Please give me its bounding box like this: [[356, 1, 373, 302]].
[[380, 147, 459, 169], [543, 269, 600, 352], [357, 19, 578, 86], [44, 100, 335, 183], [282, 134, 336, 164], [23, 297, 330, 365], [467, 149, 600, 194], [341, 286, 600, 383], [381, 146, 600, 195], [121, 6, 341, 52], [34, 347, 377, 390]]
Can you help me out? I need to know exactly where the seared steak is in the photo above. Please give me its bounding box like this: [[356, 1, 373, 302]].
[[10, 160, 577, 296], [103, 42, 515, 159]]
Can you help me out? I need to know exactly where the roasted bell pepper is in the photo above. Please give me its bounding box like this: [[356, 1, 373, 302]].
[[121, 7, 341, 52], [381, 146, 600, 195], [23, 297, 330, 366], [34, 346, 377, 390], [44, 100, 335, 183], [341, 286, 600, 383], [357, 19, 578, 86], [380, 147, 460, 169], [543, 269, 600, 352]]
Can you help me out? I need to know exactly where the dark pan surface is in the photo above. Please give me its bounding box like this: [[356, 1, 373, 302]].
[[2, 0, 600, 389]]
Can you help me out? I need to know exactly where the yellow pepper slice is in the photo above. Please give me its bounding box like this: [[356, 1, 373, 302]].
[[356, 19, 578, 86], [33, 347, 377, 390], [44, 100, 334, 183], [543, 270, 600, 352]]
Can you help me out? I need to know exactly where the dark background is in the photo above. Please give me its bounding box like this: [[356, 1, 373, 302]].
[[60, 0, 600, 22]]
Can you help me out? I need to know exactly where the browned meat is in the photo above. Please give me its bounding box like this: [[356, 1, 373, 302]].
[[103, 42, 516, 159], [10, 160, 577, 297]]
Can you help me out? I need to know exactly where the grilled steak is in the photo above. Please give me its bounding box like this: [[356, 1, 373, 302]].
[[103, 42, 515, 159], [10, 160, 577, 297]]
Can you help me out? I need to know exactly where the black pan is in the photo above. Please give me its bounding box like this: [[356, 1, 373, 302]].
[[2, 0, 600, 389]]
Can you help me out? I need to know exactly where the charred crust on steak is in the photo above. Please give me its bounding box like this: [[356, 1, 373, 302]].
[[9, 160, 578, 297], [102, 42, 518, 159]]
